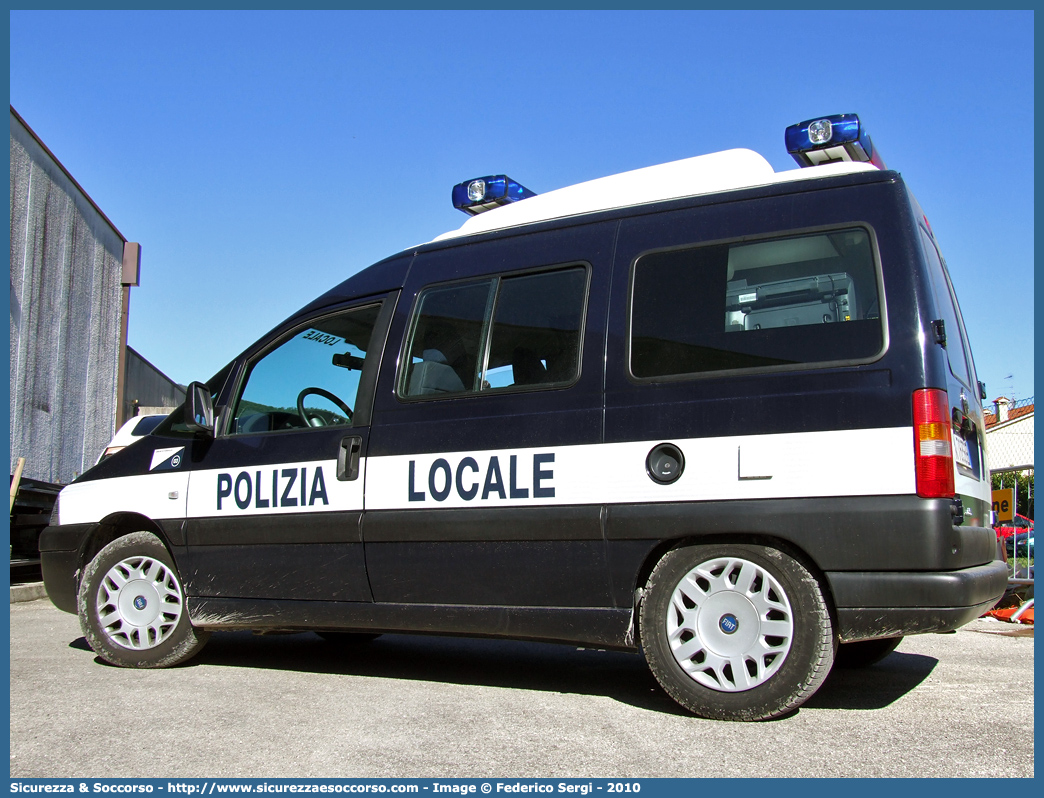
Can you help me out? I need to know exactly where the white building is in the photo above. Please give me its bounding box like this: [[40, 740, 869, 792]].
[[984, 397, 1034, 473]]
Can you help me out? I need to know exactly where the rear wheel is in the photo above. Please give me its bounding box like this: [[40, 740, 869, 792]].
[[78, 531, 209, 668], [640, 543, 835, 721]]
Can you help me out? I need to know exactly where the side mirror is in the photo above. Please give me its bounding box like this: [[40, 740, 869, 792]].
[[184, 381, 215, 435], [979, 381, 988, 402]]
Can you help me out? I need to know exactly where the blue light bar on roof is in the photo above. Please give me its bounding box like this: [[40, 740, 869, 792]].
[[452, 175, 536, 216], [785, 114, 886, 170]]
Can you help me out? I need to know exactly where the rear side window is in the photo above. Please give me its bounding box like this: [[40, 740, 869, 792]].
[[401, 265, 588, 398], [630, 227, 883, 379]]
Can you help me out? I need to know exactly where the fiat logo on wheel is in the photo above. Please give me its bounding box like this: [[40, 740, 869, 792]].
[[133, 596, 148, 611], [719, 613, 739, 634]]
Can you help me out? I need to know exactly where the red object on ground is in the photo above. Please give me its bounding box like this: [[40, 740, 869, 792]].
[[986, 605, 1034, 624]]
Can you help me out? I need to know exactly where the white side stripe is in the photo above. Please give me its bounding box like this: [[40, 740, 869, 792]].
[[59, 472, 190, 525], [364, 428, 917, 510], [57, 428, 920, 525]]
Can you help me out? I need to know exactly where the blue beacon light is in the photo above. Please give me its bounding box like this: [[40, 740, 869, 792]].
[[785, 114, 886, 170], [452, 175, 537, 215]]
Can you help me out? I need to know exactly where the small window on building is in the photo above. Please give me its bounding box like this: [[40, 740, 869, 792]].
[[630, 228, 883, 379], [401, 266, 588, 398]]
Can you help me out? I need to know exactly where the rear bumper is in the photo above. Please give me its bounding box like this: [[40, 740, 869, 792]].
[[828, 560, 1009, 641]]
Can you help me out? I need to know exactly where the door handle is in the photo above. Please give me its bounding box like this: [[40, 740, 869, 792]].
[[337, 436, 363, 481]]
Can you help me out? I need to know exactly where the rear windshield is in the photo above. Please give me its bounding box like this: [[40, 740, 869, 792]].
[[131, 415, 165, 436], [630, 227, 884, 379], [920, 229, 974, 388]]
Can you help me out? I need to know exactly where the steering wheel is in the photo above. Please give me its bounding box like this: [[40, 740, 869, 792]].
[[296, 387, 353, 427]]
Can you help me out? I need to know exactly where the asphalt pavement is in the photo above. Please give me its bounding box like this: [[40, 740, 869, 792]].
[[9, 598, 1034, 779]]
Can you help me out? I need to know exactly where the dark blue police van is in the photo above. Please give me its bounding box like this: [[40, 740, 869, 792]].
[[40, 115, 1007, 721]]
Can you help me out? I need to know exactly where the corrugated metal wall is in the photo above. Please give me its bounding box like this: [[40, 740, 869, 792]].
[[10, 113, 124, 484], [125, 346, 185, 417]]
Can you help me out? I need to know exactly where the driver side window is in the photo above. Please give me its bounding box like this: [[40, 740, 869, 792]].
[[231, 304, 381, 434]]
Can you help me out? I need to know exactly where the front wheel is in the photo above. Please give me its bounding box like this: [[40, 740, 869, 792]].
[[77, 531, 210, 668], [640, 543, 835, 721]]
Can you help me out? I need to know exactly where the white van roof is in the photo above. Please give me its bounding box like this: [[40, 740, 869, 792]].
[[433, 149, 878, 242]]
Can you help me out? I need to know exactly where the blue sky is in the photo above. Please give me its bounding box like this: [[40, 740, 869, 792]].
[[9, 10, 1035, 405]]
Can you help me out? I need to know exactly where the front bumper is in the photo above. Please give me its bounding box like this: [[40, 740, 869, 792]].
[[39, 523, 93, 614]]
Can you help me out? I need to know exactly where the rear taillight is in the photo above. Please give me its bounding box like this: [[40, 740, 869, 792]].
[[913, 388, 955, 498]]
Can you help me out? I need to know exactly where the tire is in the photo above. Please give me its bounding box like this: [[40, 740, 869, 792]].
[[639, 543, 835, 721], [835, 636, 902, 668], [77, 531, 210, 668], [316, 632, 382, 645]]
